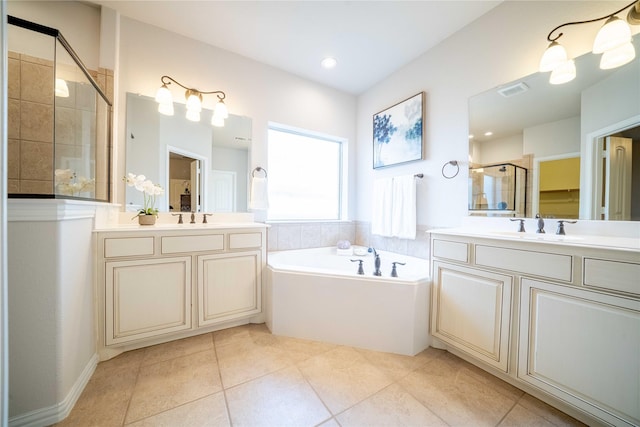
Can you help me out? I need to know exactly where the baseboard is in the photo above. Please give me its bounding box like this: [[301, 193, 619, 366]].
[[9, 353, 98, 427]]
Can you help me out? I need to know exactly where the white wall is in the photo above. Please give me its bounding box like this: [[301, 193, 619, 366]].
[[477, 134, 523, 165], [355, 1, 632, 228], [523, 116, 580, 159], [115, 15, 357, 220]]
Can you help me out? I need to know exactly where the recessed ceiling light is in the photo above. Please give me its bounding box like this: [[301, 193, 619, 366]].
[[484, 131, 493, 136], [468, 134, 474, 139], [321, 57, 337, 69]]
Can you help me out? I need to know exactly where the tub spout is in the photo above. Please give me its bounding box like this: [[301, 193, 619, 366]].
[[368, 248, 382, 276]]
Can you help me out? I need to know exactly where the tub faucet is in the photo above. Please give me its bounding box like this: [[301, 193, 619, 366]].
[[368, 247, 382, 276], [350, 259, 365, 275], [391, 262, 406, 278], [535, 213, 545, 234]]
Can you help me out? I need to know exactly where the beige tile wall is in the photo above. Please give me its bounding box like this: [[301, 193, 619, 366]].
[[7, 50, 113, 196]]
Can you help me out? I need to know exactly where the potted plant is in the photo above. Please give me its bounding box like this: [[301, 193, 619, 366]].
[[124, 173, 165, 225]]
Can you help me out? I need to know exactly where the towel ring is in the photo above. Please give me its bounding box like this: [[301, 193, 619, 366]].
[[252, 167, 267, 178], [441, 160, 459, 179]]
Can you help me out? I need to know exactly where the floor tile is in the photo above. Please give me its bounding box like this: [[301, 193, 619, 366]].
[[518, 394, 588, 426], [399, 353, 518, 426], [336, 383, 447, 426], [298, 346, 393, 414], [125, 350, 223, 423], [499, 403, 556, 427], [356, 346, 444, 381], [141, 333, 213, 366], [273, 334, 337, 363], [215, 332, 292, 388], [125, 393, 230, 427], [225, 366, 331, 427], [213, 323, 272, 348]]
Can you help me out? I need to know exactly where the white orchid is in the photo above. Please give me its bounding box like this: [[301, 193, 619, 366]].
[[124, 173, 164, 217]]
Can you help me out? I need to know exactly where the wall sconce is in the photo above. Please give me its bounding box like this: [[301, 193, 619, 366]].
[[539, 0, 639, 84], [155, 75, 229, 126]]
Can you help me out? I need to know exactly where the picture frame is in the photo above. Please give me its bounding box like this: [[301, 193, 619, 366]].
[[373, 92, 425, 169]]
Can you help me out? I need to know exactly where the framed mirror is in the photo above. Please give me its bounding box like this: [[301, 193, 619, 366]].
[[468, 36, 639, 221], [125, 93, 252, 212]]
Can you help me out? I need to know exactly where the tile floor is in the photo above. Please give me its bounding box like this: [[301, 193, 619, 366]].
[[56, 324, 585, 427]]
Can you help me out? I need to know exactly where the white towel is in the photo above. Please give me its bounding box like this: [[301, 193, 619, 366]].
[[371, 177, 393, 237], [391, 175, 417, 239], [250, 177, 269, 210]]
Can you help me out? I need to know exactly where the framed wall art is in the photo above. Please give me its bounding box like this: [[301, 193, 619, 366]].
[[373, 92, 424, 169]]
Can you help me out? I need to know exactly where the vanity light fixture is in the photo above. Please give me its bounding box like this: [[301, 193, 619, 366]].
[[155, 75, 228, 127], [539, 0, 638, 84]]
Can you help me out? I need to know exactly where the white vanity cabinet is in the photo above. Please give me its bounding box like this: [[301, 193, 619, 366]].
[[431, 260, 513, 372], [96, 225, 267, 359], [430, 231, 640, 427]]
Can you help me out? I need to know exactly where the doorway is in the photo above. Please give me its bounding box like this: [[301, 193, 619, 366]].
[[168, 150, 203, 213]]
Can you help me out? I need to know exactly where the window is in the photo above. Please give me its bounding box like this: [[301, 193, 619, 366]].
[[267, 124, 346, 221]]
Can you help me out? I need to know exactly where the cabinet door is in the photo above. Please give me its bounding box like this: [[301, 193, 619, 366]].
[[197, 251, 262, 326], [431, 261, 513, 372], [105, 257, 192, 345], [519, 278, 640, 426]]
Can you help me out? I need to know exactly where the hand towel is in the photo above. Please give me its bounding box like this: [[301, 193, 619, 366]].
[[371, 177, 394, 237], [391, 175, 417, 239], [250, 177, 269, 210]]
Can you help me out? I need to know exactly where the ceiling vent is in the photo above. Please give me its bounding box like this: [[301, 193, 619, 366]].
[[497, 82, 529, 98]]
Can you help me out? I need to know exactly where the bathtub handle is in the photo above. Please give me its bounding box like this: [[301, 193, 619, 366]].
[[391, 262, 406, 278], [350, 259, 365, 275]]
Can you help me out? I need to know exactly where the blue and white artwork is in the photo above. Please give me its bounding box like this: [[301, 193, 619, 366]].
[[373, 92, 424, 169]]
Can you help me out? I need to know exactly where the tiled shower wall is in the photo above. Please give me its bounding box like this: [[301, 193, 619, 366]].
[[267, 221, 431, 259], [7, 51, 113, 194]]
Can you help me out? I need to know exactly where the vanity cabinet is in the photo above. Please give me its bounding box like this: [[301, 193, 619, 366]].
[[430, 231, 640, 427], [96, 225, 267, 359], [431, 261, 512, 372]]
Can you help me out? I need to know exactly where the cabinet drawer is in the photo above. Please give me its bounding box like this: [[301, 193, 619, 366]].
[[433, 239, 468, 263], [161, 234, 224, 254], [583, 258, 640, 296], [229, 232, 262, 249], [104, 237, 154, 258], [475, 245, 572, 282]]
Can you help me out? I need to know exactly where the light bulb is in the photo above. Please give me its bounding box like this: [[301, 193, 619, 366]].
[[593, 16, 632, 54], [539, 41, 568, 72], [214, 99, 229, 119], [185, 109, 200, 122], [549, 59, 576, 85], [155, 84, 172, 104], [600, 41, 636, 69], [158, 102, 174, 116], [185, 90, 202, 113]]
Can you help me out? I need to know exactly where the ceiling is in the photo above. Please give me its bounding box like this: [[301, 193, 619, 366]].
[[89, 0, 502, 94]]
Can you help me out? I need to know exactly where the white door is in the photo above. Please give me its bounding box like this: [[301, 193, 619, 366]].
[[211, 170, 236, 212], [431, 261, 513, 372], [190, 160, 201, 212], [604, 136, 632, 220], [105, 257, 192, 345], [519, 278, 640, 426], [197, 251, 261, 326]]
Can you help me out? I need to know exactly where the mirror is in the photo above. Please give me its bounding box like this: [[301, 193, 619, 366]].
[[469, 36, 640, 220], [125, 93, 252, 212]]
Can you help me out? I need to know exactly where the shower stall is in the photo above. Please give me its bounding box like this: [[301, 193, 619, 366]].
[[469, 163, 527, 217], [7, 16, 112, 201]]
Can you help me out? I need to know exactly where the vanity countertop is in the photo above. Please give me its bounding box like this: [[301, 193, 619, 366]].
[[94, 222, 268, 233], [430, 228, 640, 252]]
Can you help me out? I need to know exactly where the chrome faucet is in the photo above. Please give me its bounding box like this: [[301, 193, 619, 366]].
[[390, 262, 406, 278], [509, 218, 526, 232], [368, 247, 382, 276], [350, 259, 365, 275], [535, 213, 545, 234]]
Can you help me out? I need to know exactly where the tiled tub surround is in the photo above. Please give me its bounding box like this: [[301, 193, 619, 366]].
[[267, 220, 431, 259], [56, 323, 585, 427], [7, 50, 113, 195]]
